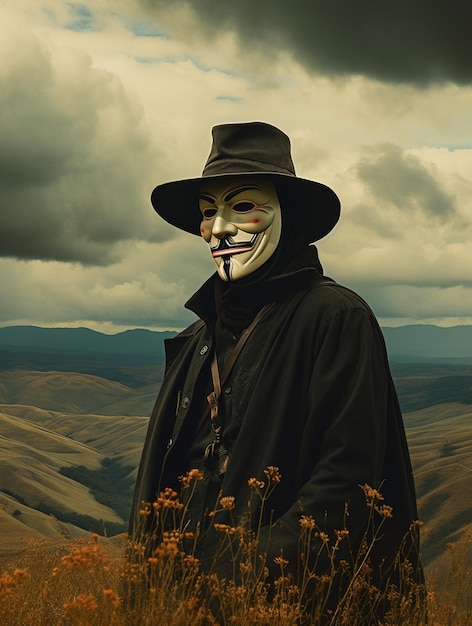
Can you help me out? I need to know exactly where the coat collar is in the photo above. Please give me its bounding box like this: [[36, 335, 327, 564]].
[[184, 274, 218, 327], [185, 265, 325, 327]]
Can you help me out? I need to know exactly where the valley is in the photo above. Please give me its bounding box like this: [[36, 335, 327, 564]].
[[1, 325, 472, 574]]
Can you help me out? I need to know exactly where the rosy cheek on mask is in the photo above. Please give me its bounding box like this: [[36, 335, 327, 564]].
[[200, 223, 212, 242]]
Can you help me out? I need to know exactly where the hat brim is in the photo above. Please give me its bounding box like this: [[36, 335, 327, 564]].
[[151, 171, 341, 243]]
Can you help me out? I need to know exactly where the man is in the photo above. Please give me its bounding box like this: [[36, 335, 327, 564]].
[[129, 122, 422, 600]]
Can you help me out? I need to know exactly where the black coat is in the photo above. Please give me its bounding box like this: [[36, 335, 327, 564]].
[[130, 269, 421, 585]]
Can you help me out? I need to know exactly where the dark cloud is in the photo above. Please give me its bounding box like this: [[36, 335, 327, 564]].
[[0, 33, 168, 265], [348, 203, 403, 241], [144, 0, 472, 85], [355, 144, 457, 220]]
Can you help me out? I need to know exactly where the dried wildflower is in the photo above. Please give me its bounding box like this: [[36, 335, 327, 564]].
[[153, 488, 184, 510], [139, 502, 151, 517], [103, 588, 120, 608], [401, 558, 414, 577], [264, 465, 282, 484], [316, 531, 329, 543], [427, 590, 436, 604], [219, 496, 235, 510], [0, 572, 14, 595], [60, 538, 106, 572], [410, 519, 424, 529], [132, 542, 146, 556], [299, 515, 316, 530], [360, 484, 384, 505], [218, 523, 245, 538], [248, 477, 265, 490], [375, 504, 394, 518], [160, 539, 179, 557], [317, 574, 332, 584], [163, 530, 181, 541], [214, 523, 233, 534], [239, 561, 253, 574], [274, 556, 289, 567], [335, 529, 350, 541], [63, 593, 98, 613], [13, 568, 30, 580], [179, 468, 204, 488]]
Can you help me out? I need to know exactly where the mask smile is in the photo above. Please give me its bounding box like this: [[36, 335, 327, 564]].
[[211, 234, 259, 258]]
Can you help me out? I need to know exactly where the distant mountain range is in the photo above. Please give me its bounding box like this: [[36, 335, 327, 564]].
[[0, 326, 174, 356], [381, 324, 472, 361], [0, 326, 175, 377], [1, 324, 472, 363]]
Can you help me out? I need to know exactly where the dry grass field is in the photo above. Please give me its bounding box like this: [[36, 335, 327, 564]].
[[0, 480, 470, 625]]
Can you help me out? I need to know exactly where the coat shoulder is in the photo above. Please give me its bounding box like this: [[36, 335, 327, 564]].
[[164, 319, 208, 372], [300, 278, 378, 321], [174, 318, 206, 340]]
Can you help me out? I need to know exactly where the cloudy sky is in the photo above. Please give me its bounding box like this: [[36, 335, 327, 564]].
[[1, 0, 471, 333]]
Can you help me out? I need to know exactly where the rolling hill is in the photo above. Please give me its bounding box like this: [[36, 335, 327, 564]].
[[0, 324, 472, 573], [404, 403, 472, 565], [0, 370, 158, 415], [0, 366, 156, 550]]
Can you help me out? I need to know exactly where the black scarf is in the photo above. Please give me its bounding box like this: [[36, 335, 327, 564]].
[[213, 220, 324, 338]]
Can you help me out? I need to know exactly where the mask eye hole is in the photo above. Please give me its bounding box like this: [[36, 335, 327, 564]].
[[233, 201, 256, 213], [202, 208, 217, 219]]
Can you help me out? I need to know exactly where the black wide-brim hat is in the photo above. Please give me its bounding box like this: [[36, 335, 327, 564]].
[[151, 121, 341, 242]]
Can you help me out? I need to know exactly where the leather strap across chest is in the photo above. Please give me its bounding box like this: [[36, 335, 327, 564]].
[[198, 302, 275, 433]]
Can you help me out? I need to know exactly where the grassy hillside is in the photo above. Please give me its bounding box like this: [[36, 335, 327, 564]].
[[0, 403, 148, 544], [405, 403, 472, 566], [0, 363, 471, 574], [0, 405, 128, 541], [0, 370, 159, 415], [0, 369, 152, 547], [395, 374, 472, 412]]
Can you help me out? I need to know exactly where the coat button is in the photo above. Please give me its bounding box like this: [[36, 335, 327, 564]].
[[181, 396, 190, 408], [224, 386, 232, 394], [200, 345, 209, 355]]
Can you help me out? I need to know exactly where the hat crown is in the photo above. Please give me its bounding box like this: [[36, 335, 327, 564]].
[[150, 120, 340, 242], [203, 122, 297, 177]]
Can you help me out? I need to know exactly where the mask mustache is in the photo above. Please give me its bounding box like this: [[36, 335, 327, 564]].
[[211, 234, 258, 257]]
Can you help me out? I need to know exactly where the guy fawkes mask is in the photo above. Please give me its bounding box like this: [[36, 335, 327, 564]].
[[199, 177, 282, 281]]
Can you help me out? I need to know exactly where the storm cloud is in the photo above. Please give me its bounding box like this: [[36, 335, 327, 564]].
[[0, 0, 471, 330], [355, 143, 457, 221], [142, 0, 472, 85], [0, 29, 167, 265]]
